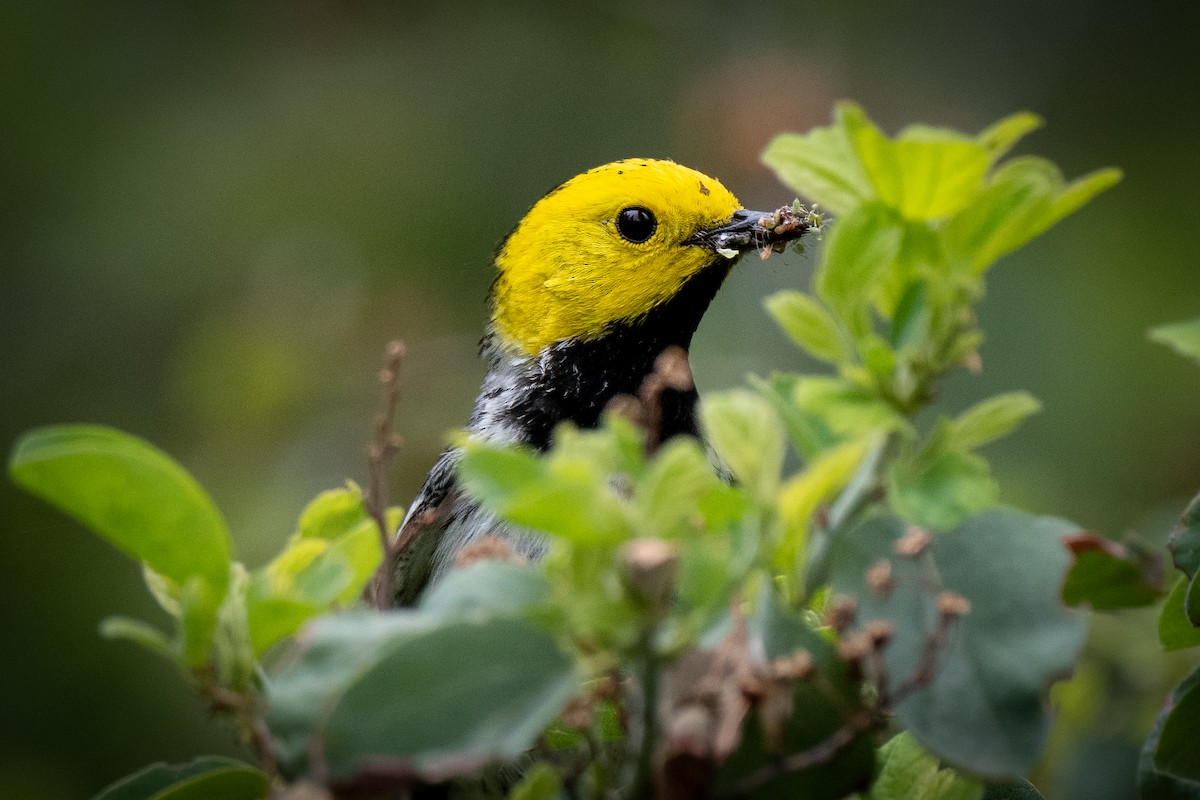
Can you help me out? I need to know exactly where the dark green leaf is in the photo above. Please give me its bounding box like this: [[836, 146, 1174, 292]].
[[829, 510, 1087, 776], [1061, 533, 1163, 610], [1159, 577, 1200, 651], [418, 560, 550, 622], [266, 611, 442, 776], [1155, 666, 1200, 783], [1169, 492, 1200, 579], [90, 757, 266, 800], [1141, 666, 1200, 798], [322, 617, 577, 779], [9, 425, 230, 664], [981, 779, 1047, 800]]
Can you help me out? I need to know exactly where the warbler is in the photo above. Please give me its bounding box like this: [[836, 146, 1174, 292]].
[[390, 159, 810, 605]]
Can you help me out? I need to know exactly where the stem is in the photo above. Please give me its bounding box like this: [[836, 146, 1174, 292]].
[[365, 340, 407, 609], [632, 629, 660, 800]]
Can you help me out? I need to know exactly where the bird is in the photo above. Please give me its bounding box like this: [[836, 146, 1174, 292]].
[[388, 158, 811, 605]]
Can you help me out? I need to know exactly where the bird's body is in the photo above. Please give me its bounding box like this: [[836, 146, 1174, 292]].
[[390, 159, 809, 605]]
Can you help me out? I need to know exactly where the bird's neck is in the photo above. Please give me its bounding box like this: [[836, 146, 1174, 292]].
[[472, 260, 733, 450]]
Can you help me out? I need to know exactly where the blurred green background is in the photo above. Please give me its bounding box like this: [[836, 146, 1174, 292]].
[[3, 2, 1198, 797]]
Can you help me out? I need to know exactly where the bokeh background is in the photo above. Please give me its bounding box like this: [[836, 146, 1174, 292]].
[[3, 2, 1198, 797]]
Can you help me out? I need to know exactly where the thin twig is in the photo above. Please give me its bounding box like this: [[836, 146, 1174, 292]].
[[365, 340, 407, 609]]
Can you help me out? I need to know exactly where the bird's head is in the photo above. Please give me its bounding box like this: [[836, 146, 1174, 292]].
[[490, 159, 810, 356]]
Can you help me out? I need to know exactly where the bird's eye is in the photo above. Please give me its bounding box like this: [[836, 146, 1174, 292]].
[[616, 206, 657, 244]]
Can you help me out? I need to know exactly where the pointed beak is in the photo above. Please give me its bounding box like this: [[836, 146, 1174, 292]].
[[686, 205, 814, 259]]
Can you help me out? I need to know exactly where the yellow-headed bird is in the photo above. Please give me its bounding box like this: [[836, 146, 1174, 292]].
[[391, 159, 810, 604]]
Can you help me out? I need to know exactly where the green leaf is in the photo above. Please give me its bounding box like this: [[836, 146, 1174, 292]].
[[1155, 667, 1200, 783], [948, 392, 1042, 451], [244, 490, 384, 654], [792, 377, 910, 440], [9, 425, 230, 665], [756, 373, 840, 461], [699, 390, 786, 502], [816, 202, 904, 328], [841, 104, 991, 221], [1159, 577, 1200, 651], [761, 124, 875, 215], [322, 616, 578, 779], [99, 616, 176, 660], [765, 290, 848, 363], [981, 779, 1047, 800], [266, 611, 444, 776], [829, 509, 1087, 776], [887, 448, 998, 531], [297, 484, 370, 540], [943, 158, 1121, 275], [1151, 318, 1200, 365], [90, 757, 266, 800], [1141, 666, 1200, 798], [976, 112, 1044, 163], [418, 560, 551, 622], [507, 762, 564, 800], [870, 732, 983, 800], [1168, 492, 1200, 579], [459, 438, 632, 545], [1061, 533, 1163, 610], [636, 436, 726, 538], [889, 281, 930, 351]]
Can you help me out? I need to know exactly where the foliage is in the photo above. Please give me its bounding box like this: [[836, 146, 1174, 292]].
[[6, 105, 1123, 799]]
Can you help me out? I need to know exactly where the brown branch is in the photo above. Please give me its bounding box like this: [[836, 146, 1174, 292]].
[[364, 340, 407, 609]]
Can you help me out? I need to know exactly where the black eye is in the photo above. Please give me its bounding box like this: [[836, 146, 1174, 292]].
[[616, 206, 657, 244]]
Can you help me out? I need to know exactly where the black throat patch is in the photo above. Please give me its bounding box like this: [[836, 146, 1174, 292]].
[[476, 259, 735, 450]]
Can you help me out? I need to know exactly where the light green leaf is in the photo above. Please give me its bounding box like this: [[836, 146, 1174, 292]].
[[841, 104, 991, 221], [322, 617, 578, 779], [90, 757, 266, 800], [9, 425, 230, 665], [887, 448, 998, 531], [765, 290, 848, 363], [943, 158, 1121, 275], [1151, 317, 1200, 365], [761, 124, 875, 215], [755, 373, 840, 461], [871, 732, 983, 800], [98, 616, 176, 660], [297, 484, 370, 540], [949, 392, 1042, 450], [976, 112, 1043, 163], [830, 510, 1087, 776], [508, 762, 564, 800], [699, 390, 786, 502], [459, 438, 632, 545], [636, 436, 725, 538], [792, 376, 910, 440], [816, 202, 904, 328]]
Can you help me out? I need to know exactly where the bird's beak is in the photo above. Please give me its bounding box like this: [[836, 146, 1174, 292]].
[[686, 206, 813, 260]]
